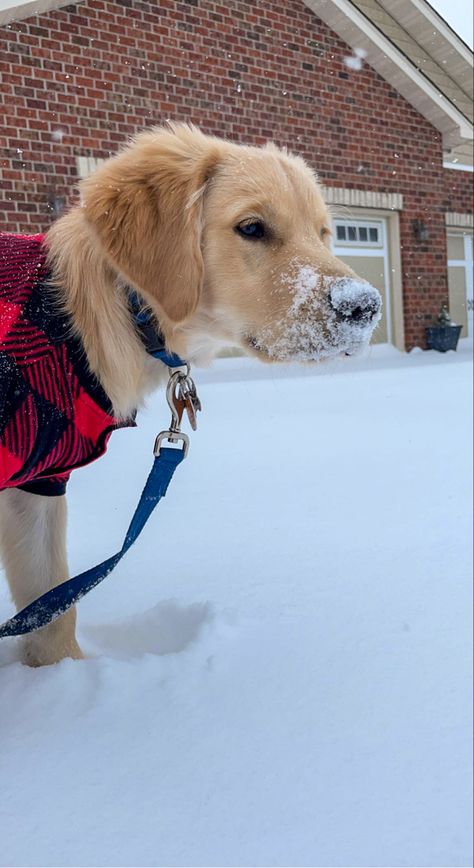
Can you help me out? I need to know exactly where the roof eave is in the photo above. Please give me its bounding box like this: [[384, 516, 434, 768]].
[[305, 0, 473, 150], [377, 0, 473, 97], [0, 0, 80, 26]]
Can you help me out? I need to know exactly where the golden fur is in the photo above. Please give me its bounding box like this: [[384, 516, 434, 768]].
[[0, 124, 381, 665], [46, 123, 365, 417]]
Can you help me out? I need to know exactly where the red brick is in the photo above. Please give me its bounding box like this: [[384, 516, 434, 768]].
[[0, 0, 472, 349]]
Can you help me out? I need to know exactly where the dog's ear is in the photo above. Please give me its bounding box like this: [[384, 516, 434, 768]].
[[81, 124, 221, 323]]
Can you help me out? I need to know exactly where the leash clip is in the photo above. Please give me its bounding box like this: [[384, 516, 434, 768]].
[[154, 366, 201, 459], [154, 429, 189, 458]]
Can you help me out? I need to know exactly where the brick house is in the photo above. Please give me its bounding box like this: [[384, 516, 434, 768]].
[[0, 0, 472, 350]]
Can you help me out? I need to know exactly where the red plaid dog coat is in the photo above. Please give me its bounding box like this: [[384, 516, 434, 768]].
[[0, 232, 134, 496]]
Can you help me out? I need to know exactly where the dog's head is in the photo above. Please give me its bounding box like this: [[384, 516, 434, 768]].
[[81, 124, 381, 363]]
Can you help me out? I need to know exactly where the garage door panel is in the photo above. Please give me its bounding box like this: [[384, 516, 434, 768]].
[[447, 235, 466, 260], [447, 231, 473, 339]]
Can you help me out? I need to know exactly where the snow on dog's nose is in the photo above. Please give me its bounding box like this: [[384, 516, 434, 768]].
[[329, 279, 382, 326]]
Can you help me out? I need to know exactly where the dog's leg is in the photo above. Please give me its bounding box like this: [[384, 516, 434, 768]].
[[0, 488, 83, 666]]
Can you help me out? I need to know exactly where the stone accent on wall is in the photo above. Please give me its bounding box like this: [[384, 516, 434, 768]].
[[445, 212, 474, 228], [75, 155, 105, 178], [323, 187, 403, 211]]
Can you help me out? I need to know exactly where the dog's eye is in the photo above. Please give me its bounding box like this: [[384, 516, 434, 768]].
[[236, 220, 265, 240], [320, 227, 331, 240]]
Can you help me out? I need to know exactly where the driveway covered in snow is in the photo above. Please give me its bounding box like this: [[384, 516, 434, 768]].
[[1, 344, 472, 867]]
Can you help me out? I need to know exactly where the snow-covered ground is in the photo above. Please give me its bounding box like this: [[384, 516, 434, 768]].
[[0, 343, 472, 868]]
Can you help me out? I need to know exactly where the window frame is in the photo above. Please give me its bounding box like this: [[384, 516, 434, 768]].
[[333, 219, 385, 249]]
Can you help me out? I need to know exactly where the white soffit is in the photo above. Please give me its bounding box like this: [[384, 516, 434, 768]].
[[323, 187, 404, 209], [305, 0, 473, 149], [378, 0, 473, 97], [0, 0, 83, 25], [443, 139, 474, 170]]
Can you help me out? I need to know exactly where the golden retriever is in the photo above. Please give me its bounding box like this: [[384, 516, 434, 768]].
[[0, 123, 381, 666]]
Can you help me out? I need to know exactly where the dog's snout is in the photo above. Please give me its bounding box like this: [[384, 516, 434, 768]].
[[329, 279, 382, 325]]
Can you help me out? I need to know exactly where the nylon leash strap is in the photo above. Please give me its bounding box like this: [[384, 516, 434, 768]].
[[0, 366, 200, 639]]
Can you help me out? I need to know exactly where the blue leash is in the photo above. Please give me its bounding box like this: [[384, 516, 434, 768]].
[[0, 447, 185, 638], [0, 351, 200, 640]]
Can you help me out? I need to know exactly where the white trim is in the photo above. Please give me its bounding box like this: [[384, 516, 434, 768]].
[[323, 187, 403, 210], [333, 218, 384, 247], [0, 0, 79, 24], [443, 161, 474, 172], [466, 235, 473, 335], [304, 0, 473, 149], [333, 247, 385, 255], [382, 229, 392, 346]]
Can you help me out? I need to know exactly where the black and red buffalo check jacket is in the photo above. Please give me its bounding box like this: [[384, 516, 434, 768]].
[[0, 232, 134, 496]]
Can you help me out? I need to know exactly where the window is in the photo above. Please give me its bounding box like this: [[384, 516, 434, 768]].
[[333, 220, 383, 247]]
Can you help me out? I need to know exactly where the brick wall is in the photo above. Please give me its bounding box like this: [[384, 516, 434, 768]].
[[442, 167, 474, 215], [0, 0, 472, 348]]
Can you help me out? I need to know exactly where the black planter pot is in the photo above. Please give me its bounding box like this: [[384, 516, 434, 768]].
[[425, 324, 462, 352]]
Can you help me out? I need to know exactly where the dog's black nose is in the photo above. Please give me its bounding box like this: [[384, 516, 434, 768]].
[[329, 280, 382, 325]]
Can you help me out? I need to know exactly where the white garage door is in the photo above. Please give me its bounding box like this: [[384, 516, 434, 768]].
[[332, 218, 391, 344], [448, 231, 473, 338]]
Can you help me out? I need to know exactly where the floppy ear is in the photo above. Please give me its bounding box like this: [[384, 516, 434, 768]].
[[81, 124, 221, 323]]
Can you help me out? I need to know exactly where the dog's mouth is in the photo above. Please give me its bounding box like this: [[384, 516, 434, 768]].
[[244, 286, 381, 363], [244, 329, 370, 363], [244, 335, 271, 359]]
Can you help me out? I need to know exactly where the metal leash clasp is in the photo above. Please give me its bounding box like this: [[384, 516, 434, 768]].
[[154, 364, 201, 459]]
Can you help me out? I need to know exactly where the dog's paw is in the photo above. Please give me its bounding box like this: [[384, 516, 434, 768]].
[[21, 632, 84, 667]]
